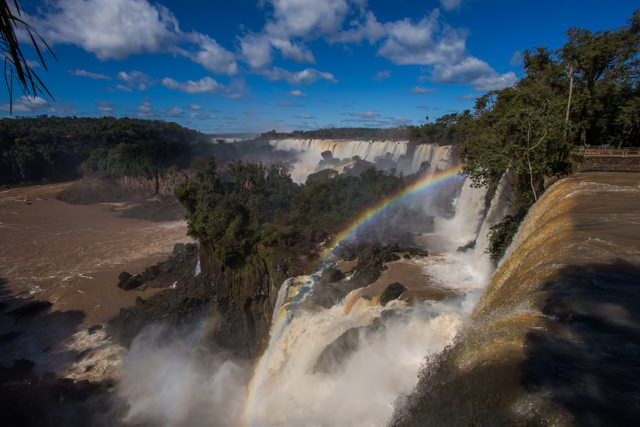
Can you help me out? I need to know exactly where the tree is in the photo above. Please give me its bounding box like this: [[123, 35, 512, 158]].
[[1, 0, 55, 112]]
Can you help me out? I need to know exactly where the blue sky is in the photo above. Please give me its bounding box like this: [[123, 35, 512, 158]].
[[2, 0, 638, 133]]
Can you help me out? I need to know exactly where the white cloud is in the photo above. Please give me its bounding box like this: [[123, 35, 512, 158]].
[[332, 11, 385, 44], [136, 100, 155, 117], [431, 57, 517, 90], [115, 84, 133, 92], [117, 70, 154, 90], [411, 86, 437, 94], [348, 111, 379, 119], [181, 33, 238, 75], [287, 90, 307, 97], [71, 69, 111, 80], [186, 104, 202, 110], [95, 101, 114, 115], [240, 33, 274, 70], [1, 95, 49, 113], [189, 112, 217, 120], [264, 0, 352, 38], [440, 0, 463, 11], [162, 77, 223, 94], [372, 70, 391, 81], [34, 0, 180, 60], [158, 106, 184, 117], [263, 67, 338, 85], [296, 114, 314, 119], [378, 12, 466, 66], [31, 0, 237, 76]]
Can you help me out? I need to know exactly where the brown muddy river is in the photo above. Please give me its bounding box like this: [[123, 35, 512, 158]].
[[0, 182, 193, 326]]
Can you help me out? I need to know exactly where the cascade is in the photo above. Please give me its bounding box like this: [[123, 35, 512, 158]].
[[268, 139, 454, 182], [392, 172, 640, 426], [242, 174, 500, 427]]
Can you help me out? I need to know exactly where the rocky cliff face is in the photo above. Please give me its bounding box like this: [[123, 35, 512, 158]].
[[199, 242, 287, 359]]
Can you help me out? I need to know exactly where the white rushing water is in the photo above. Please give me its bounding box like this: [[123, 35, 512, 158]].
[[269, 139, 452, 182], [116, 144, 517, 426]]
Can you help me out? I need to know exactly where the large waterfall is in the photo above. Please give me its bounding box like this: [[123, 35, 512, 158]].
[[393, 172, 640, 426], [117, 158, 515, 426], [237, 170, 514, 426], [268, 138, 452, 182]]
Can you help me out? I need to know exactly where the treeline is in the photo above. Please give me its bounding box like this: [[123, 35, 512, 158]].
[[176, 158, 404, 268], [0, 116, 213, 185], [258, 127, 411, 141], [456, 10, 640, 259], [0, 116, 295, 186]]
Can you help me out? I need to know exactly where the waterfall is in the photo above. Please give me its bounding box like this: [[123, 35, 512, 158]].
[[193, 254, 201, 277], [410, 144, 452, 174], [243, 176, 497, 427], [268, 139, 455, 182]]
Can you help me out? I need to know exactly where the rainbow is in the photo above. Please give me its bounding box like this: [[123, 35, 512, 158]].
[[240, 165, 462, 426]]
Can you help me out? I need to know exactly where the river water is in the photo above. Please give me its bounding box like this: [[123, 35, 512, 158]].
[[0, 182, 192, 326]]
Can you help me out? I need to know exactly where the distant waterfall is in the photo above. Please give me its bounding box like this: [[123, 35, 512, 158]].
[[268, 139, 454, 182]]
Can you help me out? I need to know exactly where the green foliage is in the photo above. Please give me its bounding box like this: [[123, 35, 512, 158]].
[[176, 158, 300, 268], [177, 158, 405, 270], [283, 167, 403, 233], [0, 116, 212, 185], [487, 215, 523, 262]]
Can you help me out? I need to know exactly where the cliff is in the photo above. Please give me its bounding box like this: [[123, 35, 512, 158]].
[[393, 172, 640, 426]]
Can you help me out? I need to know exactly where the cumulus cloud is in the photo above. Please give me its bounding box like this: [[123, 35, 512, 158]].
[[411, 86, 437, 94], [263, 67, 338, 85], [33, 0, 180, 60], [378, 12, 466, 66], [162, 77, 223, 94], [70, 69, 111, 80], [372, 70, 391, 81], [180, 33, 238, 75], [287, 90, 307, 97], [431, 57, 517, 90], [30, 0, 237, 75]]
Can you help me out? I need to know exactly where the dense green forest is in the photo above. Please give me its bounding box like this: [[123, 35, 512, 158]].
[[0, 116, 210, 185], [176, 159, 404, 268], [0, 116, 295, 186]]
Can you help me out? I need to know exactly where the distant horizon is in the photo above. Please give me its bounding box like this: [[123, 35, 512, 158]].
[[2, 0, 638, 133]]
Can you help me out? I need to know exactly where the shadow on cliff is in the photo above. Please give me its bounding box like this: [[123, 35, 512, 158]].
[[0, 278, 119, 427], [521, 261, 640, 426]]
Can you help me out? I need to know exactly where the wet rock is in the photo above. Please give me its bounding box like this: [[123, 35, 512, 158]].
[[380, 282, 408, 306], [456, 240, 476, 253], [322, 266, 344, 283], [116, 272, 142, 290], [87, 325, 102, 335]]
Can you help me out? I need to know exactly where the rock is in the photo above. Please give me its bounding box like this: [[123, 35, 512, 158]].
[[457, 240, 476, 253], [117, 272, 142, 290], [87, 325, 102, 335], [380, 282, 408, 306], [322, 266, 344, 283]]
